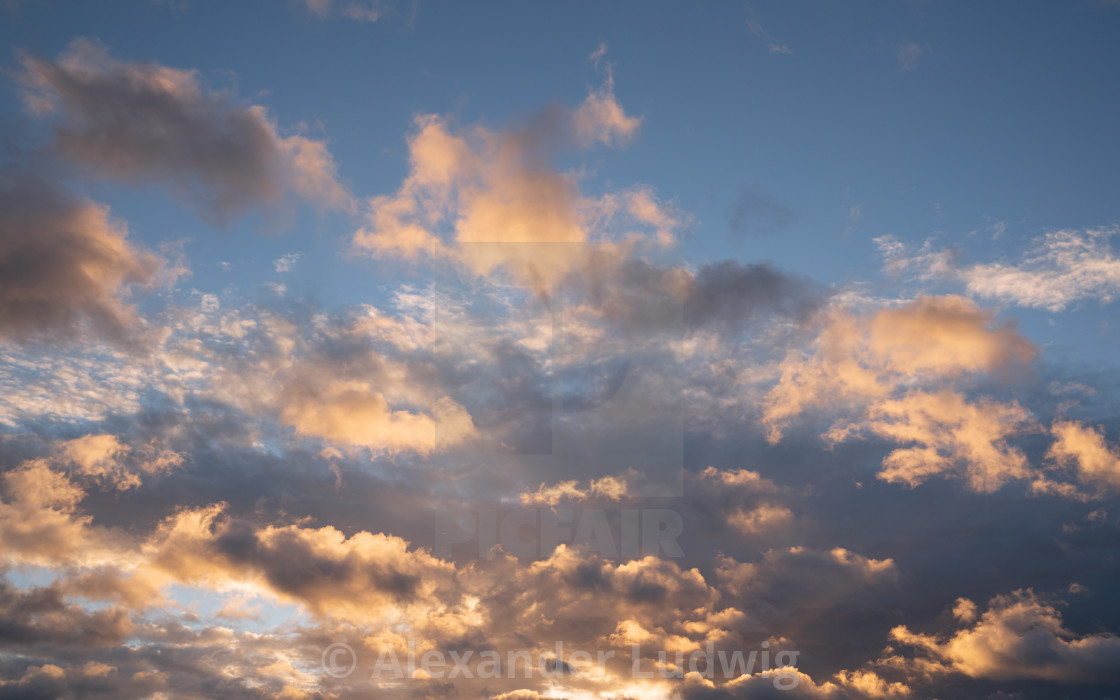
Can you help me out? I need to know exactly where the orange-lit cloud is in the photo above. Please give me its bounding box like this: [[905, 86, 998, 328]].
[[886, 589, 1120, 683], [1047, 419, 1120, 493], [353, 81, 677, 287], [762, 295, 1042, 492]]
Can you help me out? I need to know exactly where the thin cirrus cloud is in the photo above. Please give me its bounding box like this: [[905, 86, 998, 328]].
[[304, 0, 383, 22], [18, 38, 354, 224], [877, 227, 1120, 312], [965, 227, 1120, 311]]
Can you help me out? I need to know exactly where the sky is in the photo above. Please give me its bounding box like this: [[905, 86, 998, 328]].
[[1, 1, 1120, 699]]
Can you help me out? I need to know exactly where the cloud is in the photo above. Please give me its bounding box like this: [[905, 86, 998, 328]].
[[896, 43, 923, 71], [964, 227, 1120, 311], [728, 184, 795, 237], [0, 578, 133, 648], [19, 38, 352, 223], [1047, 419, 1120, 493], [745, 11, 793, 55], [588, 42, 608, 67], [0, 165, 165, 345], [55, 433, 183, 490], [716, 546, 896, 606], [571, 80, 642, 149], [145, 505, 461, 622], [874, 235, 958, 281], [280, 381, 477, 455], [827, 390, 1034, 492], [761, 296, 1045, 492], [763, 295, 1036, 442], [5, 39, 1120, 700], [352, 82, 662, 287], [726, 503, 793, 535], [519, 472, 633, 505], [879, 228, 1120, 312], [305, 0, 383, 22], [0, 459, 111, 567], [886, 589, 1120, 683], [273, 252, 302, 273], [680, 667, 912, 699]]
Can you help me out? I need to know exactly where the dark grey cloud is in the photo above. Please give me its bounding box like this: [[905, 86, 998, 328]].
[[0, 160, 163, 346], [0, 578, 131, 649], [18, 38, 351, 224], [686, 260, 820, 330]]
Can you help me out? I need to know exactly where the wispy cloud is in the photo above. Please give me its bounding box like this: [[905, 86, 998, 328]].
[[746, 9, 793, 54], [305, 0, 383, 22], [728, 183, 795, 237], [897, 41, 924, 71], [965, 227, 1120, 311]]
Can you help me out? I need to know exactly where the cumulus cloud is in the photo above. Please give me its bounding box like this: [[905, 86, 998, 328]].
[[352, 82, 666, 286], [0, 164, 164, 345], [56, 433, 183, 490], [19, 38, 352, 222], [827, 390, 1034, 493], [726, 503, 793, 535], [281, 381, 477, 455], [0, 459, 111, 566], [144, 504, 461, 622], [5, 37, 1120, 700], [757, 296, 1051, 492], [762, 295, 1035, 438], [519, 472, 634, 505], [1047, 419, 1120, 493], [716, 546, 897, 612], [886, 589, 1120, 683], [677, 662, 908, 699]]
